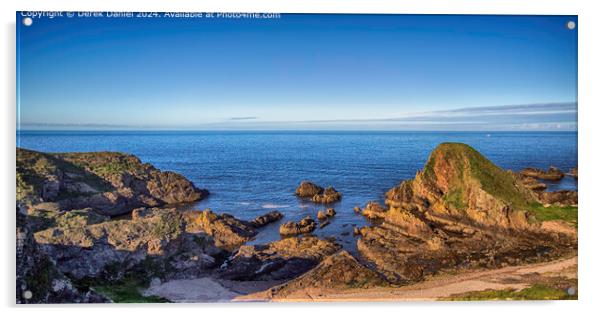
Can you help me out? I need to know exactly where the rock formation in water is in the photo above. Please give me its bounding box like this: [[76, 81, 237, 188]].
[[17, 148, 208, 216], [295, 181, 342, 204], [250, 211, 284, 228], [519, 166, 565, 181], [279, 216, 317, 236], [356, 143, 577, 284]]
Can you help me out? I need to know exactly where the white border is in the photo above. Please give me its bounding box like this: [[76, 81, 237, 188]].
[[2, 0, 601, 315]]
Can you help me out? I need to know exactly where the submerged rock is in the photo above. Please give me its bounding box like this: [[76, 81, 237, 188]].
[[17, 148, 209, 216], [279, 216, 316, 236]]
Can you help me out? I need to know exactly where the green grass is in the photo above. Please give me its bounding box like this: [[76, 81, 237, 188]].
[[424, 143, 534, 210], [444, 284, 576, 301], [528, 203, 578, 226], [93, 279, 169, 303]]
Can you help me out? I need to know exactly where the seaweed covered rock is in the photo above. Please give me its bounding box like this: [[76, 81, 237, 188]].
[[279, 216, 317, 236], [220, 236, 341, 281], [17, 148, 208, 216]]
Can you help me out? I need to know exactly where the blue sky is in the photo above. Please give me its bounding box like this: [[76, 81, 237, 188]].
[[17, 13, 577, 131]]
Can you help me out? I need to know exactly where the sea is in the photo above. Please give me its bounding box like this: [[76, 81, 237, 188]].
[[17, 131, 578, 253]]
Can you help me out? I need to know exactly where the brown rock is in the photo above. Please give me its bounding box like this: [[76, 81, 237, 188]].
[[221, 236, 340, 281], [295, 181, 323, 198], [249, 211, 284, 228], [311, 186, 342, 204], [520, 166, 565, 181], [266, 250, 387, 299], [317, 210, 328, 221], [183, 209, 257, 251], [279, 216, 317, 236], [537, 190, 578, 207]]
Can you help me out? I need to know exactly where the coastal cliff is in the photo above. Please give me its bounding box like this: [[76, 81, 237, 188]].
[[16, 144, 578, 302], [17, 148, 208, 216]]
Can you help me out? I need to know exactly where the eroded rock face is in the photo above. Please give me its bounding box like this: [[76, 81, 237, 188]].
[[279, 216, 317, 236], [220, 236, 341, 281], [537, 190, 578, 207], [34, 208, 229, 281], [520, 167, 565, 181], [183, 209, 258, 251], [266, 250, 387, 299], [356, 143, 577, 285], [17, 208, 108, 303], [17, 148, 208, 216]]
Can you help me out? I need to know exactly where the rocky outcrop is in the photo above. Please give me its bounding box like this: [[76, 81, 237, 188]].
[[361, 201, 387, 220], [183, 209, 258, 251], [265, 250, 387, 299], [250, 211, 284, 228], [519, 167, 564, 181], [295, 181, 342, 204], [279, 216, 317, 236], [295, 181, 324, 198], [356, 143, 577, 284], [33, 208, 249, 281], [17, 207, 107, 303], [516, 174, 547, 191], [220, 236, 341, 281], [17, 148, 208, 216], [312, 187, 342, 204], [537, 190, 578, 207], [317, 208, 336, 221]]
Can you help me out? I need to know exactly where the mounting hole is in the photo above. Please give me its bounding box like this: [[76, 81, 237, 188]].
[[567, 21, 576, 30], [22, 17, 33, 27]]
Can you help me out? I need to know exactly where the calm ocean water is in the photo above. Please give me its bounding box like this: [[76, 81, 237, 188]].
[[17, 131, 578, 252]]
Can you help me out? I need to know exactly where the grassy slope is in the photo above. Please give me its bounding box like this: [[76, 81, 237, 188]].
[[444, 283, 576, 301], [423, 143, 577, 224]]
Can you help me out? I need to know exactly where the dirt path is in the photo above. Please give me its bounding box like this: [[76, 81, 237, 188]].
[[236, 256, 577, 302]]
